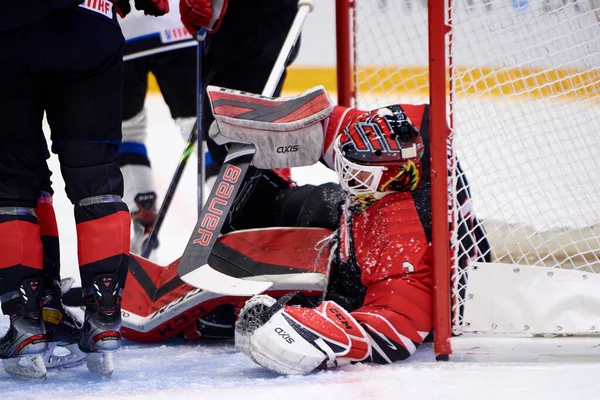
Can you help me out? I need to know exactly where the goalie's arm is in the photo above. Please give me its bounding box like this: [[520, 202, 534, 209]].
[[237, 254, 433, 375], [350, 192, 434, 363], [351, 267, 434, 363]]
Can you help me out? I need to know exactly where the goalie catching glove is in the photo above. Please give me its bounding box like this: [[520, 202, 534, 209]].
[[235, 294, 371, 375]]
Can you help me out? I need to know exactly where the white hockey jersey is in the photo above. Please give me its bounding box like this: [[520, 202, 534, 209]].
[[119, 0, 196, 61]]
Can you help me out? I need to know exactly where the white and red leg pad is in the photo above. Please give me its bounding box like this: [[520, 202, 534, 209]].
[[246, 299, 371, 375], [206, 85, 334, 169]]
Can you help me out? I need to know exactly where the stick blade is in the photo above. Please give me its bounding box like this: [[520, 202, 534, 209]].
[[179, 265, 273, 296]]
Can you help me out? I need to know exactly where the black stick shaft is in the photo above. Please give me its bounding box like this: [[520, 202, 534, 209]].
[[141, 129, 198, 258], [141, 33, 206, 259]]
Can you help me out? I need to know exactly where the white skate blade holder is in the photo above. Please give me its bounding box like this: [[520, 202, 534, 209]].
[[86, 352, 115, 378], [3, 355, 47, 381], [43, 343, 85, 370]]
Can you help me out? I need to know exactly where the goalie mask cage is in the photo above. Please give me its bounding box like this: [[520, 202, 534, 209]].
[[336, 0, 600, 358]]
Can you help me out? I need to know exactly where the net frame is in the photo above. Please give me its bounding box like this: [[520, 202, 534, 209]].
[[335, 0, 600, 358]]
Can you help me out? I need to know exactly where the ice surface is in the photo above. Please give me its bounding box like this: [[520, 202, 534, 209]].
[[2, 95, 600, 399]]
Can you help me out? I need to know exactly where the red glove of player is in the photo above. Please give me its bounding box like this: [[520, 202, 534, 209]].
[[134, 0, 170, 16], [180, 0, 228, 34], [111, 0, 132, 18]]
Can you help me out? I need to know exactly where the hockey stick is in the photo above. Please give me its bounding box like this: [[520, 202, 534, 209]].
[[197, 30, 207, 218], [141, 31, 206, 259], [141, 127, 197, 258], [177, 0, 314, 296]]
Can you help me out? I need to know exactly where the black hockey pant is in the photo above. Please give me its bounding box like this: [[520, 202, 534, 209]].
[[0, 6, 129, 304]]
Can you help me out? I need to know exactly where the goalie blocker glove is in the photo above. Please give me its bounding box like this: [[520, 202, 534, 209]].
[[236, 295, 371, 375]]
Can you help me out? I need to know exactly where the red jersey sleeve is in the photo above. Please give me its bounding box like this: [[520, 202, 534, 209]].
[[350, 192, 433, 363]]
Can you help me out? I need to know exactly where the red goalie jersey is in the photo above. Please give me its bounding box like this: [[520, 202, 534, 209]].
[[258, 103, 435, 367], [330, 191, 432, 363], [115, 100, 455, 374]]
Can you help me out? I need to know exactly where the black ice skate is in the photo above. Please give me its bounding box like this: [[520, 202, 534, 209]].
[[0, 278, 48, 381], [42, 279, 85, 370], [79, 273, 122, 378], [130, 191, 158, 255]]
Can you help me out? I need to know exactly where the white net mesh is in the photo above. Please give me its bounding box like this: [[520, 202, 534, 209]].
[[353, 0, 430, 108], [351, 0, 600, 334]]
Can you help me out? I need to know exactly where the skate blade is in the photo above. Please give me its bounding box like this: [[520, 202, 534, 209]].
[[3, 355, 47, 381], [43, 343, 85, 370], [86, 351, 114, 378]]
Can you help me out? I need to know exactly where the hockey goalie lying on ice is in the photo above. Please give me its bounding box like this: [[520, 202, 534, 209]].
[[65, 86, 488, 375]]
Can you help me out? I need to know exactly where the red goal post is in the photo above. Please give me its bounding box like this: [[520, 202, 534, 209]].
[[336, 0, 600, 359]]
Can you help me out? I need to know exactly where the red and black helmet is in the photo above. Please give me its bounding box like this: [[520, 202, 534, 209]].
[[334, 105, 424, 195]]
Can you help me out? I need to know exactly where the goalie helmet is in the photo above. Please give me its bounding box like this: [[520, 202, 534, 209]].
[[334, 105, 424, 196]]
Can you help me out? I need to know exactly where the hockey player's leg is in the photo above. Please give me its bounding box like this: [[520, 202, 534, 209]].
[[0, 278, 48, 381], [54, 140, 130, 377], [57, 141, 129, 376], [44, 9, 129, 376], [0, 180, 48, 380], [0, 33, 48, 379], [150, 48, 198, 144], [120, 109, 158, 255], [120, 57, 158, 255], [152, 47, 199, 180], [151, 48, 197, 143], [0, 200, 47, 380], [35, 181, 85, 370]]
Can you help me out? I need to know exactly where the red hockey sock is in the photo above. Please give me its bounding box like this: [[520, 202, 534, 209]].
[[35, 193, 60, 285]]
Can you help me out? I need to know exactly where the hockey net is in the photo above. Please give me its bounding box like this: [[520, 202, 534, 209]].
[[336, 0, 600, 356]]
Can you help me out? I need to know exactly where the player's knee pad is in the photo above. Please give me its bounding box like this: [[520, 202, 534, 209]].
[[61, 161, 124, 205], [55, 141, 123, 204], [122, 108, 148, 143]]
